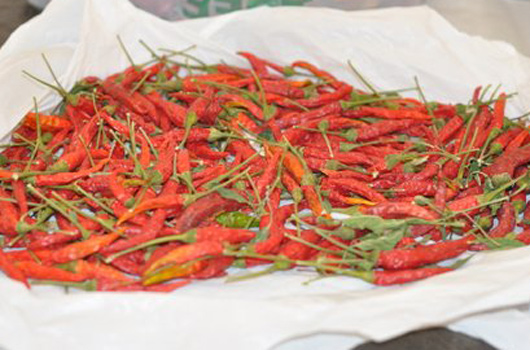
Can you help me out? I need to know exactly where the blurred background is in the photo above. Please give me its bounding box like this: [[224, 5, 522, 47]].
[[24, 0, 530, 56]]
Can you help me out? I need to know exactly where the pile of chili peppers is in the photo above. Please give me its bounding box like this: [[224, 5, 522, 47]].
[[0, 49, 529, 292]]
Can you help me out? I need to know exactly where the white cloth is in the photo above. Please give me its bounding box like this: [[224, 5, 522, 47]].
[[2, 1, 530, 349]]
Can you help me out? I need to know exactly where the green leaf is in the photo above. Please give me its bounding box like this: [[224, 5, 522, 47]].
[[444, 255, 472, 269], [185, 111, 198, 129], [477, 215, 492, 230], [325, 160, 341, 170], [491, 173, 512, 188], [41, 132, 53, 144], [355, 229, 404, 251], [263, 104, 277, 121], [216, 211, 259, 228], [341, 211, 429, 235], [330, 226, 357, 240], [402, 162, 417, 173], [216, 187, 249, 204], [283, 66, 295, 77], [253, 227, 270, 242], [234, 181, 246, 191], [385, 154, 401, 170], [124, 198, 135, 208], [413, 140, 427, 152], [432, 118, 445, 130], [414, 195, 432, 206], [340, 129, 358, 142], [455, 103, 468, 118], [318, 120, 329, 133], [0, 154, 7, 167], [149, 170, 163, 185], [339, 142, 357, 152], [258, 128, 274, 141], [475, 235, 525, 250]]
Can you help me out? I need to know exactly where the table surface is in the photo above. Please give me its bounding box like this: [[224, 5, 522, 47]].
[[0, 1, 500, 350]]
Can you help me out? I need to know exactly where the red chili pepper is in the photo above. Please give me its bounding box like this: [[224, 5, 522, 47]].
[[353, 106, 432, 120], [327, 178, 387, 203], [0, 249, 29, 288], [75, 259, 133, 283], [15, 261, 88, 282], [108, 172, 133, 204], [172, 193, 244, 233], [188, 142, 229, 161], [0, 188, 20, 236], [51, 232, 121, 263], [291, 61, 341, 88], [491, 93, 507, 130], [219, 94, 264, 120], [262, 80, 304, 98], [483, 145, 530, 178], [293, 83, 352, 109], [23, 112, 72, 131], [364, 202, 438, 221], [321, 169, 373, 182], [143, 240, 224, 276], [279, 230, 321, 261], [153, 138, 177, 184], [33, 158, 109, 187], [28, 231, 81, 251], [105, 210, 168, 254], [373, 267, 453, 285], [506, 129, 530, 152], [490, 127, 522, 152], [355, 119, 423, 142], [12, 179, 28, 215], [378, 236, 472, 270], [190, 256, 234, 279], [256, 151, 281, 198], [117, 194, 183, 225], [489, 202, 516, 238], [517, 230, 530, 245], [273, 102, 342, 128], [438, 115, 464, 143], [255, 202, 296, 254], [303, 148, 373, 167]]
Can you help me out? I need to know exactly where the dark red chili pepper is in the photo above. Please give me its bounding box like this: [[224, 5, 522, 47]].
[[173, 193, 244, 233], [483, 145, 530, 178]]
